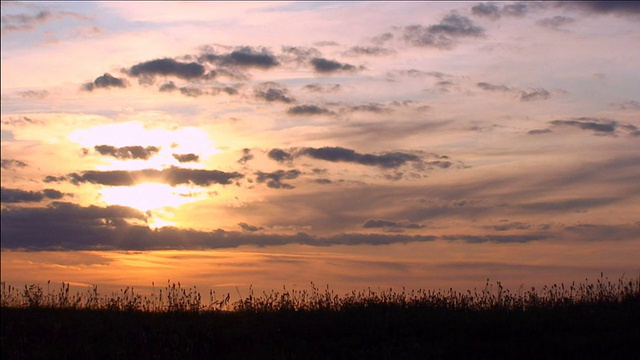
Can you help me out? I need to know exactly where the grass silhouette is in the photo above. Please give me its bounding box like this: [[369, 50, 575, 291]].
[[2, 274, 639, 358]]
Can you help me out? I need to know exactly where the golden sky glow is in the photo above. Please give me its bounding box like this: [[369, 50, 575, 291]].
[[1, 1, 639, 294]]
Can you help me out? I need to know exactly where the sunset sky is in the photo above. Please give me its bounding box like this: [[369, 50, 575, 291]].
[[1, 1, 639, 297]]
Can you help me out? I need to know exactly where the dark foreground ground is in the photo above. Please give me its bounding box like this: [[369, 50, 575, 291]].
[[2, 299, 639, 360]]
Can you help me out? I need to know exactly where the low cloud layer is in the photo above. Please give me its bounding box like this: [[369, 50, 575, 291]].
[[403, 13, 484, 49], [1, 187, 64, 203], [94, 145, 160, 160], [82, 73, 128, 91], [46, 167, 243, 187]]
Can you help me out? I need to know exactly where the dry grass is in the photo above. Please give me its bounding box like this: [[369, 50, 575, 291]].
[[3, 273, 638, 313]]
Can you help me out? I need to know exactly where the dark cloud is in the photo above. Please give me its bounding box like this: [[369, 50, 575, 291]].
[[268, 148, 293, 162], [611, 100, 640, 111], [345, 103, 390, 114], [477, 82, 511, 92], [159, 81, 178, 92], [550, 118, 617, 134], [502, 3, 530, 17], [343, 46, 394, 57], [527, 128, 553, 135], [287, 104, 333, 116], [302, 83, 342, 93], [485, 222, 531, 231], [403, 13, 484, 49], [1, 187, 63, 203], [556, 1, 640, 16], [520, 88, 550, 101], [254, 82, 295, 103], [18, 90, 49, 99], [1, 159, 28, 169], [172, 153, 199, 163], [61, 166, 242, 187], [537, 16, 576, 29], [43, 175, 67, 183], [310, 57, 359, 73], [298, 147, 421, 169], [255, 170, 301, 189], [562, 223, 640, 242], [201, 46, 279, 69], [363, 219, 423, 229], [82, 73, 128, 91], [238, 222, 264, 232], [280, 46, 322, 64], [471, 3, 501, 20], [441, 234, 549, 243], [477, 82, 552, 101], [1, 10, 52, 34], [237, 148, 254, 164], [94, 145, 160, 160], [6, 206, 636, 250], [179, 87, 203, 97], [128, 58, 205, 80], [519, 197, 619, 212], [372, 32, 394, 44]]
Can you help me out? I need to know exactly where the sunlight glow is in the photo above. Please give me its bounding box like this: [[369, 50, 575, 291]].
[[68, 121, 220, 171], [100, 183, 207, 212]]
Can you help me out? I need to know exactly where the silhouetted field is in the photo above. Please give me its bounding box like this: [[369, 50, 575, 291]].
[[2, 275, 639, 359]]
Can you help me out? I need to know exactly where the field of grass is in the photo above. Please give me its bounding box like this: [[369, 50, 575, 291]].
[[2, 274, 639, 359]]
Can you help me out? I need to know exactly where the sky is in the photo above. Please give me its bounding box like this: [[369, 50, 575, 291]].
[[1, 1, 639, 297]]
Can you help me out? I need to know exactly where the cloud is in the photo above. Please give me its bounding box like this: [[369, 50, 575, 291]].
[[485, 222, 531, 231], [172, 153, 199, 163], [128, 58, 205, 81], [477, 82, 511, 92], [287, 104, 333, 116], [201, 46, 279, 69], [255, 170, 301, 189], [520, 88, 550, 101], [159, 81, 178, 92], [302, 83, 342, 93], [441, 234, 550, 243], [18, 90, 49, 99], [298, 147, 421, 169], [254, 82, 295, 103], [238, 222, 264, 232], [471, 3, 501, 20], [343, 103, 391, 114], [94, 145, 160, 160], [1, 159, 28, 170], [611, 100, 640, 111], [1, 187, 64, 203], [268, 149, 293, 162], [1, 10, 52, 35], [343, 46, 394, 57], [179, 87, 204, 97], [536, 16, 576, 30], [556, 1, 640, 17], [2, 200, 560, 250], [477, 82, 552, 101], [372, 32, 394, 45], [237, 148, 254, 164], [280, 46, 322, 64], [60, 166, 243, 187], [362, 219, 423, 229], [527, 128, 553, 135], [310, 57, 359, 73], [550, 118, 618, 134], [519, 197, 620, 212], [403, 13, 484, 49], [502, 3, 530, 17], [82, 73, 128, 91]]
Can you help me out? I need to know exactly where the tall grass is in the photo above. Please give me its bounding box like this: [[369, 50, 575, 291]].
[[2, 273, 638, 313]]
